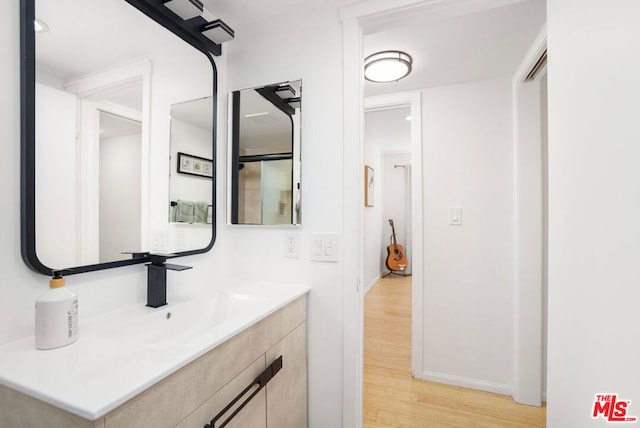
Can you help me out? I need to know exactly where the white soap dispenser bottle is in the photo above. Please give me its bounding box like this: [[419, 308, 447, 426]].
[[35, 272, 78, 350]]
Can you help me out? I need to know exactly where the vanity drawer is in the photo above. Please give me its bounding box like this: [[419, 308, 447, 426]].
[[0, 384, 102, 428], [176, 355, 267, 428]]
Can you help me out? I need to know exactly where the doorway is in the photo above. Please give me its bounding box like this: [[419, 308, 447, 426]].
[[364, 93, 423, 382], [341, 2, 547, 426], [363, 100, 420, 425], [98, 112, 143, 262]]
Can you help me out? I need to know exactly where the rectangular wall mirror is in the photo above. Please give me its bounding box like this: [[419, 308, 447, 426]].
[[229, 80, 302, 225], [21, 0, 217, 275]]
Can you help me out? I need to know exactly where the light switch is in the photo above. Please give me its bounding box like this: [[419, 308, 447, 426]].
[[311, 233, 338, 262], [449, 207, 462, 225], [323, 239, 333, 256]]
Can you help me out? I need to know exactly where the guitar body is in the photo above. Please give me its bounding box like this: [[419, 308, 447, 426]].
[[386, 243, 408, 272], [386, 219, 409, 272]]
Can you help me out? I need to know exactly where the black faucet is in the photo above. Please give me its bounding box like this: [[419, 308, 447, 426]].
[[146, 254, 192, 308]]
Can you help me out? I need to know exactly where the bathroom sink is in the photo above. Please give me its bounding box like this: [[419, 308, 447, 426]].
[[87, 288, 269, 352], [0, 279, 309, 419]]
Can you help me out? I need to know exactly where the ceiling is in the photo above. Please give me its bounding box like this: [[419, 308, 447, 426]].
[[37, 0, 544, 99], [363, 0, 546, 96], [207, 0, 545, 97], [35, 0, 545, 144], [35, 0, 178, 81]]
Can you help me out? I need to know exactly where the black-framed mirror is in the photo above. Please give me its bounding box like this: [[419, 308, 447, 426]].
[[20, 0, 221, 276], [229, 80, 302, 225]]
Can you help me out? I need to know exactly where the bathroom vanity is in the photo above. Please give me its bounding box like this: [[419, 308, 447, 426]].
[[0, 281, 309, 428]]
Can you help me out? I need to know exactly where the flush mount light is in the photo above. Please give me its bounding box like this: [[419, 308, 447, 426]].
[[34, 18, 49, 33], [364, 50, 413, 83], [163, 0, 203, 20], [201, 19, 235, 44]]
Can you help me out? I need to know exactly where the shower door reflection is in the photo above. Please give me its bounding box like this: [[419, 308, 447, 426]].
[[238, 158, 292, 225]]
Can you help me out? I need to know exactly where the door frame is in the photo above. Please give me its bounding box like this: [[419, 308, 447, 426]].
[[512, 24, 547, 406]]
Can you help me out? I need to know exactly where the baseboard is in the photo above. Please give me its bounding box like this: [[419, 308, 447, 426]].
[[421, 370, 513, 396], [364, 274, 381, 295]]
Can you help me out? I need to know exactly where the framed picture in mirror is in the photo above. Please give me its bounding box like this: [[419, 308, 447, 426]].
[[177, 152, 213, 178]]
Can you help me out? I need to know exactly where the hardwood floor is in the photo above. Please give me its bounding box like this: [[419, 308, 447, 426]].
[[364, 275, 546, 427]]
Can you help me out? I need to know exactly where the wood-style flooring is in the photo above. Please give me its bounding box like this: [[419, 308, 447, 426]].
[[364, 275, 546, 427]]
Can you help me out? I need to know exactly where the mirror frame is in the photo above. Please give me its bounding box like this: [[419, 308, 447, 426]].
[[20, 0, 220, 276]]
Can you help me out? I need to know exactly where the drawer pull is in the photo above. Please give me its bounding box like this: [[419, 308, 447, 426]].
[[204, 356, 283, 428]]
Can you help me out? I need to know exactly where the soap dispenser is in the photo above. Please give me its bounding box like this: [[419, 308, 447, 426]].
[[35, 271, 78, 350]]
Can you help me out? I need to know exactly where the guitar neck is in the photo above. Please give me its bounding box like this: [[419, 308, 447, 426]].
[[389, 220, 398, 246]]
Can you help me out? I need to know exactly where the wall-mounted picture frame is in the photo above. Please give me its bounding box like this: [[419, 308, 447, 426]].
[[177, 152, 213, 178], [207, 205, 213, 224], [364, 165, 374, 207]]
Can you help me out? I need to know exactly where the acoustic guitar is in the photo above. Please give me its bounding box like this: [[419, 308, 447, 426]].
[[386, 219, 408, 272]]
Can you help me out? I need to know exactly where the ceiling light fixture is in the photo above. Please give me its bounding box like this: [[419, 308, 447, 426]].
[[364, 50, 413, 83]]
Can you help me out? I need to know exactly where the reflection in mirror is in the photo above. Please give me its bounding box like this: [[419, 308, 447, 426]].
[[230, 80, 302, 225], [169, 97, 213, 229], [26, 0, 215, 274]]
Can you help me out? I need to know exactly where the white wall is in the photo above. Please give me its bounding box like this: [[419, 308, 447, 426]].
[[3, 6, 344, 428], [547, 1, 640, 426], [222, 3, 344, 426], [421, 78, 515, 393]]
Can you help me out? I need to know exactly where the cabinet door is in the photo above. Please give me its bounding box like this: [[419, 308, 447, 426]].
[[177, 355, 267, 428], [266, 322, 307, 428]]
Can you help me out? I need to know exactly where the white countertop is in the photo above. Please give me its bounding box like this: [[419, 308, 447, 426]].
[[0, 280, 310, 420]]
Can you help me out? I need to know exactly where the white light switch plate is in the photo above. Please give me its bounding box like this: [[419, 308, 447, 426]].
[[311, 233, 338, 262]]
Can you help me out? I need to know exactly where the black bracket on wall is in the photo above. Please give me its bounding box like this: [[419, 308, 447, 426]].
[[125, 0, 223, 56], [204, 356, 283, 428]]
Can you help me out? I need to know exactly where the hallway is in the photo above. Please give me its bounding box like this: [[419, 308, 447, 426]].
[[363, 275, 546, 427]]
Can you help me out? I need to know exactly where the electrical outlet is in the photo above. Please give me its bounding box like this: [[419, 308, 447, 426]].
[[151, 229, 168, 252], [284, 235, 299, 258]]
